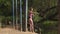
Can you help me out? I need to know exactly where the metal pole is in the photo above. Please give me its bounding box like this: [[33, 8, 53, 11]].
[[20, 0, 22, 31], [26, 0, 28, 31], [12, 0, 15, 28], [16, 0, 18, 29]]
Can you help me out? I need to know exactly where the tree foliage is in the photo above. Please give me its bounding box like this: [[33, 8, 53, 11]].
[[0, 0, 58, 34]]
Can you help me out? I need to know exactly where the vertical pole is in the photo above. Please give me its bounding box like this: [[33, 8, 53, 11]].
[[20, 0, 22, 31], [16, 0, 18, 29], [26, 0, 28, 31], [12, 0, 15, 28]]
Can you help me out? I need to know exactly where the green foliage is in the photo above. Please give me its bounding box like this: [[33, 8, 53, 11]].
[[33, 9, 40, 23], [42, 30, 58, 34], [0, 0, 58, 34], [43, 20, 58, 27]]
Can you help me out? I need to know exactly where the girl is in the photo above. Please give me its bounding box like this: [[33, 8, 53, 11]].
[[29, 7, 34, 32]]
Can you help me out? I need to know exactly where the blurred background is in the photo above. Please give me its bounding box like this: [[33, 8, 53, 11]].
[[0, 0, 58, 34]]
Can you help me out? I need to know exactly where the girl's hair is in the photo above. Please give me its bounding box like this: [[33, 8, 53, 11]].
[[29, 7, 33, 11]]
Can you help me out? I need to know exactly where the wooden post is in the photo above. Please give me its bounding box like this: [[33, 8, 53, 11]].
[[12, 0, 15, 28], [16, 0, 18, 30], [26, 0, 28, 31], [20, 0, 22, 31]]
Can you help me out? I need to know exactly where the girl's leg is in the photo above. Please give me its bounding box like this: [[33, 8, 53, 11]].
[[29, 18, 31, 32], [30, 24, 34, 32], [30, 19, 34, 32], [30, 24, 32, 32], [31, 20, 34, 32]]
